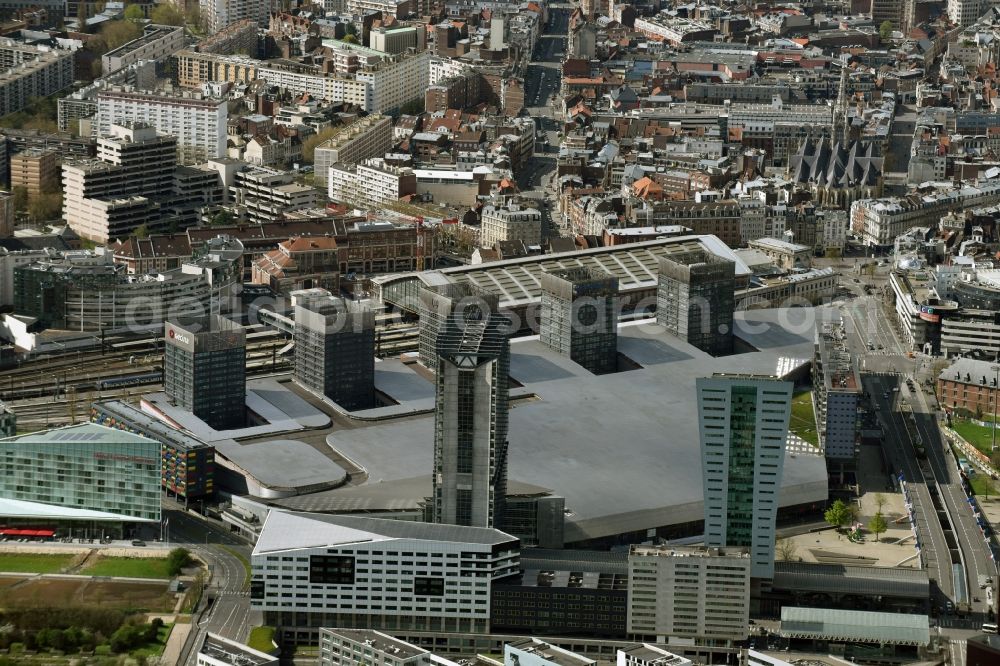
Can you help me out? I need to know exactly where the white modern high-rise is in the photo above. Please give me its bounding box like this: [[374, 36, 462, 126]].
[[697, 374, 793, 578], [96, 86, 228, 164]]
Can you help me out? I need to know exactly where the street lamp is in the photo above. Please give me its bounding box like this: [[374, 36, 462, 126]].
[[993, 365, 1000, 452]]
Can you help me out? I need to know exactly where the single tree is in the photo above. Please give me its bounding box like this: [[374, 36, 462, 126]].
[[868, 512, 888, 542], [824, 499, 852, 532], [133, 223, 149, 238], [301, 125, 341, 162], [879, 20, 893, 41], [874, 492, 888, 514], [11, 185, 28, 211], [185, 4, 202, 32], [100, 20, 142, 51], [341, 33, 359, 44], [28, 192, 62, 223], [167, 547, 193, 575], [150, 3, 184, 25], [990, 449, 1000, 471], [211, 210, 235, 226], [400, 98, 425, 115], [776, 536, 798, 561], [123, 3, 144, 21]]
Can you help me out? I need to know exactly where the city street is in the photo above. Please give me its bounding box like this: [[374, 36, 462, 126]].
[[841, 291, 999, 629], [163, 506, 257, 665], [518, 4, 569, 238], [865, 372, 953, 606]]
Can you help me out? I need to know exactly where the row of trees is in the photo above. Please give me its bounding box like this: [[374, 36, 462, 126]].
[[108, 617, 164, 653], [0, 609, 165, 655], [0, 606, 128, 653]]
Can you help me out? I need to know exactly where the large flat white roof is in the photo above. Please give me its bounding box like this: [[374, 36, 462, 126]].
[[0, 497, 157, 522]]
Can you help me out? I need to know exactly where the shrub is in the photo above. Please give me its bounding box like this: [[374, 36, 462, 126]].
[[167, 548, 193, 576]]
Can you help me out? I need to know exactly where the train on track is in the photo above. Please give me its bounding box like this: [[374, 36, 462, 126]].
[[91, 370, 164, 392]]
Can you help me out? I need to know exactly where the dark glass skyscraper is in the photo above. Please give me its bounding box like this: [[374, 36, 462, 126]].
[[164, 315, 246, 430], [657, 250, 736, 355], [429, 286, 510, 529], [539, 267, 619, 375], [294, 294, 376, 411]]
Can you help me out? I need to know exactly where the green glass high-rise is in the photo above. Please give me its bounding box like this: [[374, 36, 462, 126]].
[[697, 375, 792, 578]]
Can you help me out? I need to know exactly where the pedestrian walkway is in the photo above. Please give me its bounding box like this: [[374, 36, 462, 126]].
[[160, 619, 192, 666]]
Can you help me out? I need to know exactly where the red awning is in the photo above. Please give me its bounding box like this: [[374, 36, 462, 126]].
[[0, 528, 55, 537]]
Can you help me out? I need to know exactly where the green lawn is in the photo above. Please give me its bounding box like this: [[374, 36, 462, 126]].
[[790, 391, 820, 447], [247, 626, 275, 654], [970, 474, 997, 498], [0, 553, 74, 574], [79, 556, 173, 579], [951, 420, 999, 456]]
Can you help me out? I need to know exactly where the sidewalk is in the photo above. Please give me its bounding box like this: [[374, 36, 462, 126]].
[[0, 542, 170, 557], [159, 619, 191, 666]]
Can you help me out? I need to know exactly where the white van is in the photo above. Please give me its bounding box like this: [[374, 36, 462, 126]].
[[981, 622, 997, 633]]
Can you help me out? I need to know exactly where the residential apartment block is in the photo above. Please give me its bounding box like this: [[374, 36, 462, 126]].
[[480, 199, 542, 248], [175, 48, 427, 114], [10, 147, 58, 197], [101, 24, 185, 74], [231, 166, 317, 223], [62, 122, 204, 243], [96, 86, 228, 164], [812, 318, 861, 461], [201, 0, 269, 35], [329, 157, 416, 208], [0, 41, 73, 117], [314, 115, 393, 189]]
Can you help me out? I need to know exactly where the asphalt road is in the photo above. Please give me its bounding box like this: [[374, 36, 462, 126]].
[[164, 506, 256, 665], [866, 372, 954, 605], [519, 6, 569, 238], [911, 374, 999, 619], [840, 291, 999, 626]]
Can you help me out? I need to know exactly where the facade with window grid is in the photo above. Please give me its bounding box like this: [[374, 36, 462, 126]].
[[164, 316, 246, 430], [0, 423, 160, 521], [294, 295, 375, 410], [539, 267, 619, 375], [627, 545, 751, 644], [250, 511, 519, 645], [697, 375, 792, 578], [657, 251, 736, 356], [431, 288, 510, 529], [417, 283, 501, 369]]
